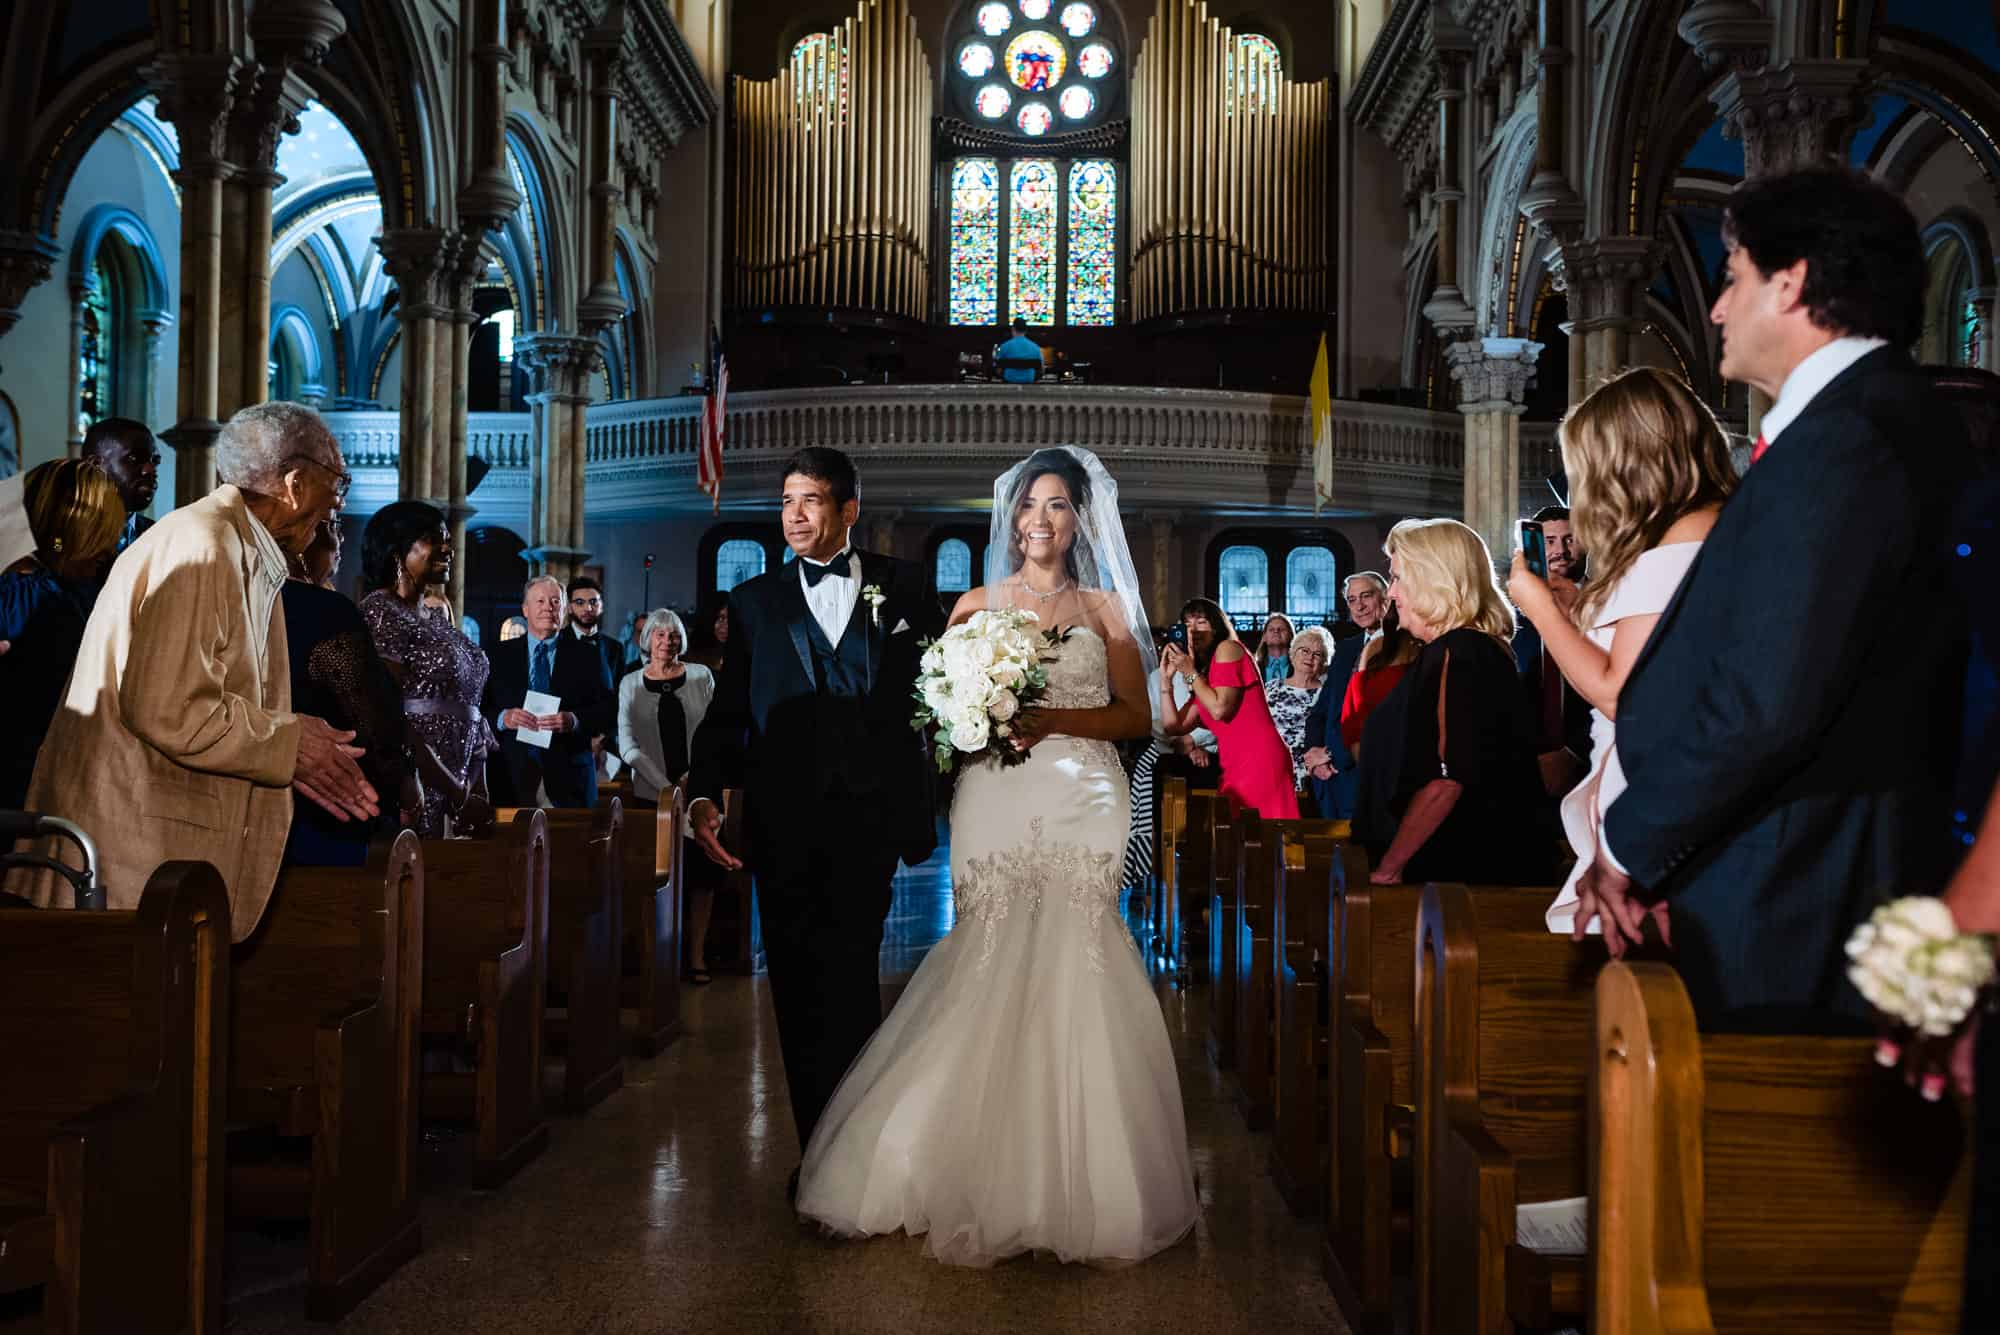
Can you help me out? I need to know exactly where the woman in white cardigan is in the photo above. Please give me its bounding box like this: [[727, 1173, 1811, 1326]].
[[617, 609, 721, 982]]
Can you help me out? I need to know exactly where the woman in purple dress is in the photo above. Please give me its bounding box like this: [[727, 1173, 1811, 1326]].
[[360, 501, 495, 837]]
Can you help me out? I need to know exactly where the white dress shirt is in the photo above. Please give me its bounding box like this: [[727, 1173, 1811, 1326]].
[[1757, 336, 1889, 448], [1598, 333, 1886, 881], [801, 541, 861, 646]]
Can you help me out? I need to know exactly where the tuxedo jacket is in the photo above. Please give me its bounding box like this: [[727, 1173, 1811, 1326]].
[[687, 549, 942, 871], [1604, 347, 1973, 1029], [563, 625, 625, 687], [1303, 630, 1367, 817], [482, 629, 616, 806], [1513, 617, 1594, 767]]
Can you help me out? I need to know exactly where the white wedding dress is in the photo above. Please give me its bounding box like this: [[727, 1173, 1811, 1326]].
[[795, 627, 1200, 1266]]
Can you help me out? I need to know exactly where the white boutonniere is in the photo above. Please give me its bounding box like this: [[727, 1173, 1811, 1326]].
[[862, 583, 886, 628]]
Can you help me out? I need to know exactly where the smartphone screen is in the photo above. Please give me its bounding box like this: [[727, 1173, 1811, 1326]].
[[1520, 521, 1548, 578]]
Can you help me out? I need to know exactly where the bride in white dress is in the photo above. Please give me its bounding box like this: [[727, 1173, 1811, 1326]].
[[795, 446, 1200, 1267]]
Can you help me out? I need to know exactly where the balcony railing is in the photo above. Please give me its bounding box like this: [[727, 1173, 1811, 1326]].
[[326, 386, 1557, 522]]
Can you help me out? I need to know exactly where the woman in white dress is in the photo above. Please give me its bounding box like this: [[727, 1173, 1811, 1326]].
[[796, 446, 1199, 1267], [1506, 368, 1739, 934]]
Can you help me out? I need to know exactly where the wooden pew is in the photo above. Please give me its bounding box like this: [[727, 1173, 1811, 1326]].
[[1325, 865, 1421, 1334], [1593, 961, 1969, 1334], [1155, 776, 1188, 976], [1235, 815, 1344, 1131], [1270, 826, 1341, 1215], [496, 803, 625, 1113], [1176, 788, 1218, 983], [229, 834, 423, 1321], [620, 791, 683, 1057], [0, 863, 229, 1335], [417, 811, 549, 1187], [1205, 804, 1250, 1069], [1414, 882, 1606, 1335]]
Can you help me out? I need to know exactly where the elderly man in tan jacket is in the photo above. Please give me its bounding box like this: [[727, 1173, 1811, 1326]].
[[12, 401, 378, 940]]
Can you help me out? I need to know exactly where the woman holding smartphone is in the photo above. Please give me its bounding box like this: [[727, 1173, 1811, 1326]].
[[1506, 368, 1736, 932]]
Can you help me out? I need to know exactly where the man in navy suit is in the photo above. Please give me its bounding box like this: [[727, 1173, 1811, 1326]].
[[1574, 166, 1973, 1032], [482, 574, 616, 808], [1302, 572, 1388, 818]]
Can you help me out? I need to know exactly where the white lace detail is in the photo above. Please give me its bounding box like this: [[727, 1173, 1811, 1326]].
[[953, 815, 1125, 973]]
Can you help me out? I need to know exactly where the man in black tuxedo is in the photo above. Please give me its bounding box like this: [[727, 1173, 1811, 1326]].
[[563, 576, 626, 680], [82, 417, 161, 554], [687, 446, 942, 1164], [482, 574, 616, 808], [1575, 167, 1973, 1031], [1302, 571, 1388, 818]]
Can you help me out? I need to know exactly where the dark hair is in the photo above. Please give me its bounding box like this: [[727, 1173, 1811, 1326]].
[[1532, 505, 1570, 523], [781, 446, 858, 504], [690, 589, 730, 651], [81, 417, 153, 459], [1178, 596, 1237, 672], [1004, 449, 1093, 580], [570, 576, 602, 596], [1012, 319, 1028, 335], [1723, 166, 1924, 346], [361, 500, 447, 591]]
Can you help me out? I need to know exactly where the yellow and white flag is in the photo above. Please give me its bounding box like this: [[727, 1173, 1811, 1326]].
[[1309, 332, 1333, 516]]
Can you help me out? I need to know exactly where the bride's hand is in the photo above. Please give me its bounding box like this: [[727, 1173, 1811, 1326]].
[[1007, 708, 1050, 755]]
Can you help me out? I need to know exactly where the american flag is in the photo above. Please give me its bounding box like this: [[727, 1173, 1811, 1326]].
[[697, 324, 728, 513]]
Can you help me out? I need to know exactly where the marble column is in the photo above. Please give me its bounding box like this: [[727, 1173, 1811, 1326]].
[[577, 20, 628, 332], [219, 58, 316, 420], [378, 229, 454, 506], [139, 308, 173, 431], [148, 52, 243, 503], [1567, 237, 1656, 392], [1445, 337, 1542, 561], [517, 332, 600, 583], [1421, 44, 1477, 334]]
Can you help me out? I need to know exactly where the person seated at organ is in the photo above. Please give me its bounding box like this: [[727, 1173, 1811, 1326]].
[[0, 459, 125, 809], [7, 401, 378, 940], [995, 319, 1045, 384], [1367, 518, 1550, 887]]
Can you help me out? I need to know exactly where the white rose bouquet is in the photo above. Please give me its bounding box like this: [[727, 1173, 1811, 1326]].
[[1846, 896, 1997, 1056], [910, 608, 1067, 772]]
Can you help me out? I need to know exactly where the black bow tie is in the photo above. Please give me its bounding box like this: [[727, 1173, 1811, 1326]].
[[802, 551, 852, 587]]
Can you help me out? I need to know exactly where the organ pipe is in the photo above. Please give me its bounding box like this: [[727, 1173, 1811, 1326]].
[[731, 0, 931, 318], [1130, 0, 1330, 320]]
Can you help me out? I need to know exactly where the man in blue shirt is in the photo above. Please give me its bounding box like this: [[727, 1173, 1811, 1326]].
[[996, 320, 1043, 384]]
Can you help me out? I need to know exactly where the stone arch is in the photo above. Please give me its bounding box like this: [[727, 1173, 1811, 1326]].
[[1580, 0, 1694, 238], [504, 116, 573, 330], [1473, 100, 1538, 336]]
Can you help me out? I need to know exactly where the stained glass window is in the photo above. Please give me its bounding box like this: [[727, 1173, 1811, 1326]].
[[790, 32, 848, 116], [1229, 34, 1282, 111], [1066, 160, 1116, 327], [950, 158, 1001, 326], [1019, 0, 1052, 18], [716, 540, 766, 592], [1076, 43, 1113, 78], [975, 3, 1012, 35], [1218, 546, 1270, 620], [958, 43, 995, 78], [1009, 160, 1059, 325], [1284, 547, 1338, 621], [974, 84, 1012, 119], [1058, 86, 1094, 119], [935, 538, 974, 592], [78, 260, 114, 434], [1006, 31, 1066, 90], [1017, 102, 1054, 135], [1059, 3, 1095, 37]]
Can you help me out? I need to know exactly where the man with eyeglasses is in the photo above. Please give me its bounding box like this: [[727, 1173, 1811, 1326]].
[[562, 576, 624, 783], [8, 401, 379, 942]]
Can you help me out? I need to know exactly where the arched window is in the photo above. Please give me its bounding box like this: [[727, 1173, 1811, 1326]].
[[1229, 33, 1283, 111], [1922, 222, 1986, 368], [715, 539, 768, 592], [1284, 546, 1339, 622], [935, 538, 974, 592], [1217, 545, 1269, 623], [790, 33, 848, 113], [77, 257, 117, 435], [946, 0, 1125, 328]]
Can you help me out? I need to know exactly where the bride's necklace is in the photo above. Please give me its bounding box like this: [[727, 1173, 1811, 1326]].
[[1020, 576, 1071, 602]]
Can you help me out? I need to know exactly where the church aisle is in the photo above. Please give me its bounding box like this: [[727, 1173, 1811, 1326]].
[[217, 951, 1345, 1332]]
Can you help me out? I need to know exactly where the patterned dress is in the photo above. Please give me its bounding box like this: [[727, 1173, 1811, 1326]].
[[1266, 679, 1322, 788], [360, 590, 494, 837]]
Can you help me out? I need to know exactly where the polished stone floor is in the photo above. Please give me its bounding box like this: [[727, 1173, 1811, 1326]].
[[14, 860, 1348, 1334]]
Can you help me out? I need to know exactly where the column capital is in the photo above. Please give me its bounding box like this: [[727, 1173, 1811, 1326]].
[[0, 230, 62, 343], [378, 228, 457, 309], [143, 52, 249, 175], [227, 63, 318, 176], [249, 0, 349, 65], [516, 331, 603, 382], [1711, 59, 1872, 177], [1444, 336, 1543, 410], [1676, 0, 1771, 75]]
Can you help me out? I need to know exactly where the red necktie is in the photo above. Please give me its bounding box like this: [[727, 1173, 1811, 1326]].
[[1751, 433, 1769, 464]]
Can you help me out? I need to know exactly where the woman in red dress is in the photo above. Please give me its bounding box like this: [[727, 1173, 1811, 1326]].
[[1158, 598, 1298, 819]]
